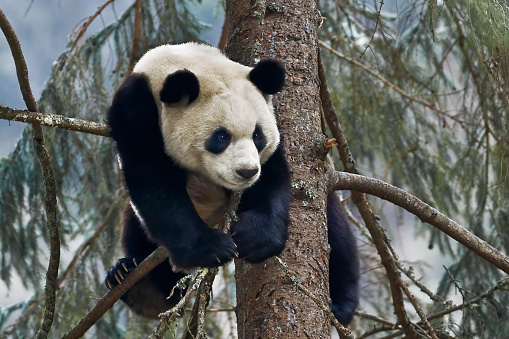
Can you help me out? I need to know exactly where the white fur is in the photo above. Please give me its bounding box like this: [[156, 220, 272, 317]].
[[133, 43, 280, 191]]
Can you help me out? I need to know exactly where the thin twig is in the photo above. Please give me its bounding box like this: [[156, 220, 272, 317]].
[[70, 0, 116, 52], [319, 40, 447, 117], [151, 269, 209, 339], [0, 106, 109, 137], [399, 282, 437, 339], [396, 261, 446, 304], [354, 310, 396, 327], [426, 277, 509, 322], [360, 0, 384, 59], [0, 9, 60, 339]]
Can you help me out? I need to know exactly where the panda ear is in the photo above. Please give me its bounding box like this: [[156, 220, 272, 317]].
[[249, 59, 285, 95], [160, 70, 200, 105]]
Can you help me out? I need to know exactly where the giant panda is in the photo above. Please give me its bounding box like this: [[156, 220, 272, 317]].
[[105, 42, 359, 325]]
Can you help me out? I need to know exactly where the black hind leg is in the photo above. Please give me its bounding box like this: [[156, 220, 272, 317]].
[[327, 193, 360, 325], [105, 203, 186, 318]]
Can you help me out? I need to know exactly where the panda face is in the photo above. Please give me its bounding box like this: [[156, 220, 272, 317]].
[[162, 78, 280, 191], [132, 43, 284, 191], [203, 124, 267, 190]]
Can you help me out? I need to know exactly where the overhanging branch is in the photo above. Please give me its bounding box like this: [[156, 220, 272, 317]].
[[327, 169, 509, 275]]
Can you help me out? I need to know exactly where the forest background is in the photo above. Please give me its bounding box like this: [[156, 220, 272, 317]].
[[0, 0, 508, 338]]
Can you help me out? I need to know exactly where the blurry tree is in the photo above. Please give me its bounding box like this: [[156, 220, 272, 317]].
[[0, 0, 508, 338]]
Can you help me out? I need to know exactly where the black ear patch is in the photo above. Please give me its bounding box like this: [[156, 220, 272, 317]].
[[160, 70, 200, 105], [249, 59, 285, 95]]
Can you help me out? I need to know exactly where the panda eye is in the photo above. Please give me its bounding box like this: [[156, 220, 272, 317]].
[[253, 124, 266, 152], [217, 132, 229, 141], [206, 128, 231, 154]]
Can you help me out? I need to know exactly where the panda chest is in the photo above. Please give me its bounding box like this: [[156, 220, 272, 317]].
[[185, 174, 229, 229]]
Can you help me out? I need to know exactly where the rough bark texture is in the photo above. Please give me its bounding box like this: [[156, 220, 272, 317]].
[[224, 1, 331, 338]]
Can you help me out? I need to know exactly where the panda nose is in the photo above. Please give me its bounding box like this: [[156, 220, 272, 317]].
[[236, 168, 259, 179]]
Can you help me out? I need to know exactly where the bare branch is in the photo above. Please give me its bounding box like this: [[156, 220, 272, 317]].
[[326, 169, 509, 275], [399, 281, 438, 339], [396, 262, 446, 304], [70, 0, 116, 52], [0, 9, 60, 339], [0, 106, 109, 137], [360, 0, 384, 59], [62, 247, 169, 339]]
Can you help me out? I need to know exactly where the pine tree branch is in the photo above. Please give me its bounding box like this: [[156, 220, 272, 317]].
[[0, 9, 60, 339], [62, 246, 169, 339], [426, 277, 509, 322], [319, 40, 447, 117], [326, 169, 509, 275], [0, 106, 109, 137], [2, 198, 122, 335]]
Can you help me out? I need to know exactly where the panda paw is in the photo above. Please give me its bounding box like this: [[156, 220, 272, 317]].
[[167, 229, 238, 270], [105, 257, 142, 290], [231, 211, 287, 263]]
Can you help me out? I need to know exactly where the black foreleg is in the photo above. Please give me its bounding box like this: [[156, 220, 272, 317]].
[[233, 145, 291, 263]]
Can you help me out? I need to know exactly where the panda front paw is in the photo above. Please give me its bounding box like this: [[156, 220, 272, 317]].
[[167, 229, 238, 271], [231, 211, 287, 263], [105, 257, 142, 290]]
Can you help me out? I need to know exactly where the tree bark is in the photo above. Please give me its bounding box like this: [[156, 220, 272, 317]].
[[224, 1, 331, 337]]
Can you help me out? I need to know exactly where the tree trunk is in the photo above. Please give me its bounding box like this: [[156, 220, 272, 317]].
[[224, 1, 331, 337]]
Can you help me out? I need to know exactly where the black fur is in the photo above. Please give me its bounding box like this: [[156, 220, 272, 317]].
[[160, 69, 200, 105], [205, 127, 231, 154], [252, 124, 266, 152], [105, 66, 359, 325], [249, 59, 285, 94], [327, 193, 360, 325], [233, 145, 290, 262]]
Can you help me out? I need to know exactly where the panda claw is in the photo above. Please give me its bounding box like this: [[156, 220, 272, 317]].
[[122, 262, 129, 272], [118, 270, 125, 280], [133, 258, 138, 266], [106, 279, 113, 289], [114, 273, 122, 284], [216, 257, 221, 264], [234, 252, 239, 258]]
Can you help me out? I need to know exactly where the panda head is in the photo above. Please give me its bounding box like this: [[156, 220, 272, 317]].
[[133, 43, 285, 191]]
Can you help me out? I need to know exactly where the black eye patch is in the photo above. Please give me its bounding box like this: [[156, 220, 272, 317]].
[[206, 127, 231, 154], [253, 124, 266, 152]]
